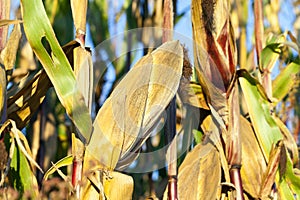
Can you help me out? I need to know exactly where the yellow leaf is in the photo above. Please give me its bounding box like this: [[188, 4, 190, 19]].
[[174, 142, 221, 200], [85, 40, 183, 170]]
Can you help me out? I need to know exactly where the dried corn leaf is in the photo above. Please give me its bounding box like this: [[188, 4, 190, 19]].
[[0, 24, 21, 81], [192, 0, 236, 91], [0, 19, 22, 27], [85, 41, 183, 170], [201, 114, 230, 182], [73, 46, 93, 114], [0, 65, 5, 121], [175, 142, 221, 200], [0, 0, 10, 51], [181, 82, 209, 110], [259, 141, 282, 199], [70, 0, 87, 35], [239, 116, 266, 199], [103, 171, 133, 200], [7, 70, 51, 129], [273, 116, 299, 166]]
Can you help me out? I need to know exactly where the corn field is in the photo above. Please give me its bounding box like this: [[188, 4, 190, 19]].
[[0, 0, 300, 199]]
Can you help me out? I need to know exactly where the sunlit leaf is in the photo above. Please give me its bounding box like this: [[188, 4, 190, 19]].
[[85, 41, 183, 170], [80, 162, 106, 199], [272, 61, 300, 102], [239, 70, 283, 161], [201, 115, 230, 182], [273, 116, 299, 165], [239, 116, 266, 199], [73, 46, 93, 114], [182, 83, 209, 110], [259, 141, 282, 199], [192, 0, 236, 90], [71, 0, 87, 37], [277, 145, 300, 199], [0, 19, 22, 27], [44, 155, 73, 180], [0, 0, 10, 51], [175, 142, 221, 200], [103, 171, 133, 200], [21, 0, 92, 144], [0, 24, 22, 81], [260, 34, 285, 72], [7, 70, 51, 129]]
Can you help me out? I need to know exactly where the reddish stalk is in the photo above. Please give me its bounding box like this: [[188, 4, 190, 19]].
[[254, 0, 264, 65], [162, 0, 177, 199], [72, 156, 83, 197], [230, 166, 244, 200], [71, 14, 87, 198], [168, 176, 178, 200], [227, 83, 244, 200], [255, 0, 272, 100]]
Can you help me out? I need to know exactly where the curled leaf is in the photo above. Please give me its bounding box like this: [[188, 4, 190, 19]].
[[85, 41, 183, 170]]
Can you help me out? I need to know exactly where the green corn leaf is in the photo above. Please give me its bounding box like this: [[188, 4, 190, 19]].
[[272, 61, 300, 102], [20, 0, 92, 144], [8, 138, 39, 198], [277, 146, 300, 199], [44, 155, 73, 180], [260, 34, 285, 72], [239, 71, 282, 161]]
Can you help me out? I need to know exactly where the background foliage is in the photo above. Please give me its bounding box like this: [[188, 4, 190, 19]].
[[0, 0, 299, 199]]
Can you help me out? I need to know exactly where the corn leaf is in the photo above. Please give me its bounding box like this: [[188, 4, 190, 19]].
[[0, 24, 22, 81], [86, 41, 183, 170], [192, 0, 236, 91], [7, 70, 51, 129], [71, 0, 87, 34], [274, 116, 299, 165], [2, 120, 40, 198], [73, 47, 93, 114], [20, 0, 92, 144], [239, 116, 266, 199], [0, 65, 5, 121], [175, 142, 221, 200], [8, 141, 39, 198], [200, 114, 230, 182], [0, 19, 22, 27], [0, 0, 10, 51], [259, 141, 282, 199], [44, 155, 73, 180], [277, 146, 300, 199], [239, 71, 282, 161], [260, 34, 285, 72], [272, 61, 300, 102], [103, 171, 133, 200]]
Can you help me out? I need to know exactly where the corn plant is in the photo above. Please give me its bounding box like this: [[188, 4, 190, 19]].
[[0, 0, 299, 199]]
